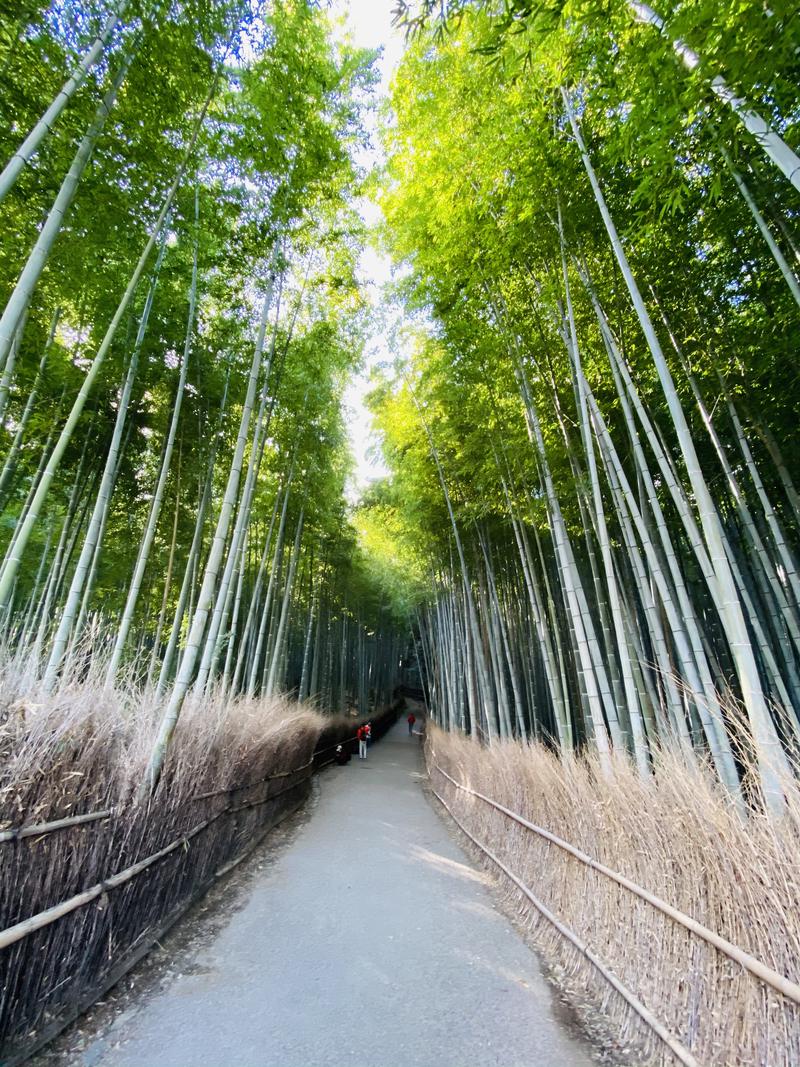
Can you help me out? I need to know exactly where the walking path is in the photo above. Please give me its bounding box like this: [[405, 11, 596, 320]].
[[77, 721, 596, 1067]]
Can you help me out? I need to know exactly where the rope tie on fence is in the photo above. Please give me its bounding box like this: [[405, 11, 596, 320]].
[[431, 759, 800, 1006]]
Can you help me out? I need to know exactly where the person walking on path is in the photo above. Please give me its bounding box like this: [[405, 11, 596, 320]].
[[407, 712, 416, 736], [357, 724, 368, 760]]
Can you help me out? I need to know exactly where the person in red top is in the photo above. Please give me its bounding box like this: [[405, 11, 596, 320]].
[[357, 724, 369, 760], [407, 712, 416, 736]]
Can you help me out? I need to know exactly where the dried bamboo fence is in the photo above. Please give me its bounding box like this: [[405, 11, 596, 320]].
[[428, 728, 800, 1066], [0, 702, 399, 1064]]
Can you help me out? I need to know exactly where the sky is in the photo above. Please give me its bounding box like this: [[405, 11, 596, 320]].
[[330, 0, 408, 501]]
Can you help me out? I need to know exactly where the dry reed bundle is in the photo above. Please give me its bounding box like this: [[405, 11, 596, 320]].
[[0, 646, 398, 1061], [427, 723, 800, 1067]]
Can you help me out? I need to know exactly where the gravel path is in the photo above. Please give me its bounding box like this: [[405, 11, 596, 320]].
[[78, 720, 596, 1067]]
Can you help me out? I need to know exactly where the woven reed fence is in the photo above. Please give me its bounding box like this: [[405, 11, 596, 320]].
[[0, 699, 399, 1064], [427, 725, 800, 1067]]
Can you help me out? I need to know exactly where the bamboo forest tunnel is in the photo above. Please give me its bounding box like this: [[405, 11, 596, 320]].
[[2, 0, 800, 1064]]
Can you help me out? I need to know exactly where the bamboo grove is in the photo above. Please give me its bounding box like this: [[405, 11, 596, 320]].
[[0, 0, 407, 788], [4, 0, 800, 810], [374, 0, 800, 810]]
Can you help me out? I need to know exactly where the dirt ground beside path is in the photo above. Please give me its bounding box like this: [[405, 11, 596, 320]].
[[32, 720, 599, 1067]]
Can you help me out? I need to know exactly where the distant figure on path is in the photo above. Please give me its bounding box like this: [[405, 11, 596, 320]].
[[407, 712, 416, 736], [334, 744, 349, 766], [357, 724, 368, 760], [365, 721, 372, 746]]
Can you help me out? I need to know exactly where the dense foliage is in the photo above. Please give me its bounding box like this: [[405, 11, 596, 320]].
[[3, 0, 800, 805], [0, 1, 407, 785], [373, 0, 800, 807]]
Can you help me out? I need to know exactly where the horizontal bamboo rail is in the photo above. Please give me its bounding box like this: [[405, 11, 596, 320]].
[[0, 772, 310, 951], [0, 816, 217, 950], [432, 761, 800, 1006], [0, 809, 114, 843], [0, 787, 311, 1067], [0, 711, 396, 1062], [192, 756, 316, 800], [0, 731, 364, 945], [0, 736, 359, 839], [432, 786, 701, 1067]]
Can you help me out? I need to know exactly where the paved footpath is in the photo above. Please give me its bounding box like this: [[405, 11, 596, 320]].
[[84, 721, 596, 1067]]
